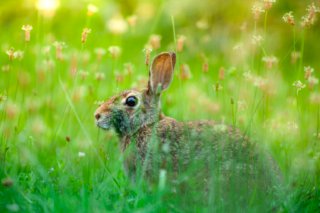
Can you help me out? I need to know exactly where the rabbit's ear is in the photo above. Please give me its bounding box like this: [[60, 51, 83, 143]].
[[148, 52, 176, 94]]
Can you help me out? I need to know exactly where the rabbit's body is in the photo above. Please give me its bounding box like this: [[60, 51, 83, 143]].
[[95, 52, 261, 174], [95, 52, 281, 209]]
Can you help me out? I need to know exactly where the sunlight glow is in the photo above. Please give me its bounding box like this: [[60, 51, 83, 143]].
[[36, 0, 59, 17]]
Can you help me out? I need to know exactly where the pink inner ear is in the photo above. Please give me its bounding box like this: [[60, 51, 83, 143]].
[[150, 52, 176, 93]]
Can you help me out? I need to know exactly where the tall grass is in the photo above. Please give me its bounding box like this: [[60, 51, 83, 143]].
[[1, 0, 320, 212]]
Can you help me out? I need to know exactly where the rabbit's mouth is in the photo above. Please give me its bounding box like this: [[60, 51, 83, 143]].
[[95, 115, 112, 130]]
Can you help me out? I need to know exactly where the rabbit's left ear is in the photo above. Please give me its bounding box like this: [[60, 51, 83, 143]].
[[148, 52, 176, 94]]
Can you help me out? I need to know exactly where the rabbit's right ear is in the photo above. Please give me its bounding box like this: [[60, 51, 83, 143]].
[[147, 52, 176, 95]]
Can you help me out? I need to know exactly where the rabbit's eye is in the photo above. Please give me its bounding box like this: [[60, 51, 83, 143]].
[[125, 96, 138, 107]]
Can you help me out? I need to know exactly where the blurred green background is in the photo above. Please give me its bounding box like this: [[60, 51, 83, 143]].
[[1, 0, 320, 212]]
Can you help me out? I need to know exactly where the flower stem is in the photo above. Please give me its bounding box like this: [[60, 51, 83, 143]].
[[264, 10, 268, 36], [298, 30, 305, 78]]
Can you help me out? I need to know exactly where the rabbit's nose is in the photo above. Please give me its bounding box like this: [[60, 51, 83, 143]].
[[95, 113, 101, 120]]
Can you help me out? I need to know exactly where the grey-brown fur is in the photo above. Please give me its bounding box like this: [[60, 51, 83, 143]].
[[94, 52, 281, 205]]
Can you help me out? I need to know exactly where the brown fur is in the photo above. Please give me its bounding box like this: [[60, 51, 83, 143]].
[[94, 52, 268, 178]]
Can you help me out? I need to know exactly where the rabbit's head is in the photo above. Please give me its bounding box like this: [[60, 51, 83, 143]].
[[94, 52, 176, 137]]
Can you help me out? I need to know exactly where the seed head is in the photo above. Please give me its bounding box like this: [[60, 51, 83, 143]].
[[263, 0, 276, 10], [22, 25, 33, 42], [115, 71, 124, 83], [310, 92, 320, 104], [81, 28, 91, 44], [124, 63, 134, 75], [177, 35, 186, 52], [304, 66, 314, 80], [292, 80, 306, 94], [308, 76, 319, 89], [219, 67, 225, 80], [252, 3, 265, 20], [148, 34, 161, 50], [127, 15, 137, 28], [95, 72, 105, 81], [53, 41, 66, 60], [108, 46, 121, 59], [253, 76, 267, 90], [301, 2, 320, 28], [143, 47, 152, 66], [13, 50, 24, 60], [94, 48, 106, 61], [6, 48, 15, 61], [202, 62, 209, 73], [79, 70, 89, 80], [291, 51, 300, 64], [180, 64, 192, 80], [251, 34, 263, 45], [262, 55, 278, 69], [283, 11, 295, 25]]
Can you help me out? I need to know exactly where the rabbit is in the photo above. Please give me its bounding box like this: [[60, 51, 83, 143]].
[[94, 51, 282, 209], [94, 51, 266, 166]]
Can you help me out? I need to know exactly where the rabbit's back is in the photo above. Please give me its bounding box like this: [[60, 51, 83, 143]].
[[133, 117, 258, 173]]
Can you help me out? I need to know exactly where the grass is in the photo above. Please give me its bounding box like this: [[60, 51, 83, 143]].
[[1, 0, 320, 212]]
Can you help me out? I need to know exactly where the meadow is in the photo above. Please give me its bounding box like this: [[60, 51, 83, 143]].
[[1, 0, 320, 212]]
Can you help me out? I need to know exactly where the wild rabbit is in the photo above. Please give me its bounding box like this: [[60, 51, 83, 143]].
[[94, 52, 281, 210]]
